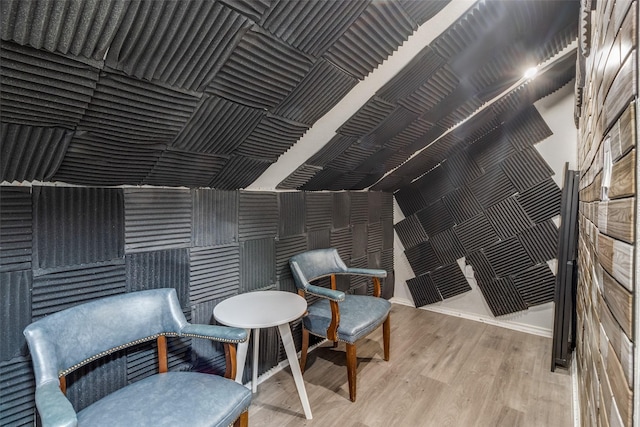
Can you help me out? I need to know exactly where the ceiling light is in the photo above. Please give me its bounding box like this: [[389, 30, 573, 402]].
[[524, 67, 538, 79]]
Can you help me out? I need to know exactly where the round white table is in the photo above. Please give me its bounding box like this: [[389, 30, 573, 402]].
[[213, 290, 312, 419]]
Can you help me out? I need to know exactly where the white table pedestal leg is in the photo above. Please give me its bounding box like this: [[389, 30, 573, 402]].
[[235, 330, 250, 387], [278, 323, 312, 420], [252, 328, 260, 393]]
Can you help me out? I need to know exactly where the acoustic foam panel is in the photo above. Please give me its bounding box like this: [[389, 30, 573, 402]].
[[477, 277, 528, 317], [350, 192, 369, 224], [405, 241, 441, 276], [33, 186, 124, 268], [501, 147, 555, 192], [483, 237, 533, 278], [192, 299, 227, 373], [278, 192, 305, 237], [384, 117, 434, 152], [517, 178, 562, 223], [504, 106, 553, 149], [394, 215, 428, 250], [302, 168, 348, 191], [239, 238, 276, 292], [466, 127, 515, 172], [415, 199, 455, 237], [125, 249, 189, 305], [65, 353, 127, 412], [430, 262, 471, 299], [332, 192, 351, 230], [381, 192, 394, 219], [276, 164, 322, 190], [0, 357, 35, 426], [430, 229, 466, 265], [326, 143, 377, 172], [512, 263, 556, 307], [192, 189, 238, 247], [126, 337, 191, 384], [485, 196, 533, 240], [468, 167, 517, 209], [306, 192, 332, 230], [235, 114, 309, 160], [465, 250, 497, 285], [442, 149, 484, 188], [406, 274, 442, 306], [144, 148, 227, 188], [1, 123, 73, 182], [307, 229, 331, 250], [238, 191, 278, 241], [453, 213, 500, 255], [367, 191, 382, 224], [518, 220, 559, 264], [332, 226, 354, 263], [0, 271, 31, 361], [442, 186, 483, 224], [307, 134, 357, 167], [349, 256, 369, 293], [123, 188, 191, 253], [189, 244, 240, 304], [219, 0, 271, 22], [364, 107, 421, 149], [276, 235, 307, 281], [382, 219, 394, 250], [208, 155, 274, 190], [414, 165, 455, 205], [0, 187, 32, 273]]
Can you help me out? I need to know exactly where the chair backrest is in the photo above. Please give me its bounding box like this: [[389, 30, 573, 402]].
[[23, 289, 187, 387], [289, 248, 347, 290]]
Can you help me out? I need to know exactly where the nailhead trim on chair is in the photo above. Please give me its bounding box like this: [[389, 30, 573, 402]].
[[179, 333, 246, 344]]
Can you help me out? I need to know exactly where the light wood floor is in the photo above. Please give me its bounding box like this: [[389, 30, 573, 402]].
[[247, 303, 573, 427]]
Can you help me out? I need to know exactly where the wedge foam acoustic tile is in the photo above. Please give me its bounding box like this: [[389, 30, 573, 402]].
[[337, 97, 394, 137], [219, 0, 271, 22], [504, 106, 553, 149], [189, 244, 240, 304], [276, 235, 307, 281], [517, 178, 562, 223], [0, 357, 35, 426], [416, 199, 455, 238], [485, 196, 533, 240], [209, 155, 274, 190], [238, 191, 278, 241], [350, 192, 369, 224], [382, 219, 394, 250], [414, 165, 455, 205], [124, 188, 191, 253], [394, 215, 428, 250], [468, 167, 517, 209], [207, 25, 313, 109], [125, 249, 189, 304], [65, 352, 126, 412], [442, 186, 483, 224], [236, 114, 309, 160], [240, 238, 276, 292], [32, 260, 126, 318], [34, 186, 124, 268], [466, 127, 515, 172], [192, 300, 228, 374], [513, 263, 556, 307], [276, 164, 322, 190], [442, 149, 484, 187], [278, 192, 305, 237], [144, 148, 227, 188], [307, 134, 357, 167], [305, 192, 332, 230], [106, 1, 250, 91], [332, 192, 351, 230], [1, 41, 99, 128], [1, 123, 73, 182], [332, 226, 354, 262], [301, 168, 347, 191], [398, 0, 451, 26], [192, 189, 238, 247], [365, 107, 421, 149], [453, 213, 500, 255], [326, 143, 377, 172], [406, 274, 442, 306], [501, 147, 555, 192], [477, 277, 527, 316], [401, 66, 459, 114], [430, 262, 471, 299], [465, 250, 497, 285], [483, 237, 533, 278], [405, 241, 441, 276], [384, 117, 434, 151], [430, 229, 465, 265], [126, 336, 191, 383], [307, 229, 331, 250], [0, 187, 32, 273], [381, 192, 394, 219], [518, 220, 559, 264], [0, 271, 31, 360]]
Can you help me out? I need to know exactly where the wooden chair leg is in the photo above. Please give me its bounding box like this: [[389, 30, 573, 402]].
[[300, 328, 309, 374], [333, 340, 339, 348], [234, 411, 248, 427], [383, 314, 390, 361], [346, 343, 357, 402]]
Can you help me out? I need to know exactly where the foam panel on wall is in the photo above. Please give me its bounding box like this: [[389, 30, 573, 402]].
[[307, 229, 331, 250], [453, 213, 500, 254], [477, 277, 528, 316], [189, 244, 240, 304], [219, 0, 271, 22], [0, 271, 31, 361], [236, 114, 309, 160], [278, 192, 305, 237], [382, 219, 394, 250], [517, 178, 562, 223], [442, 149, 484, 187], [381, 247, 394, 273], [442, 186, 483, 224], [125, 249, 190, 305], [209, 155, 274, 190], [512, 263, 556, 307], [332, 226, 354, 262], [430, 262, 471, 299], [501, 147, 555, 192], [381, 193, 394, 219], [404, 241, 441, 276], [332, 192, 351, 230], [144, 149, 227, 188], [394, 215, 428, 250], [192, 189, 238, 247], [485, 196, 533, 239], [1, 123, 73, 182], [276, 235, 307, 281], [124, 188, 191, 253], [518, 220, 559, 264], [34, 186, 124, 268], [504, 105, 553, 149], [415, 199, 455, 237], [276, 164, 322, 190], [415, 165, 455, 205], [240, 238, 276, 292], [304, 192, 331, 231], [66, 351, 127, 412], [468, 167, 517, 209], [126, 337, 191, 384], [350, 192, 369, 224], [0, 187, 32, 273], [430, 229, 465, 265], [0, 357, 35, 426], [483, 237, 533, 278], [238, 191, 278, 241], [406, 274, 442, 306], [465, 250, 497, 285], [466, 127, 515, 172], [367, 191, 382, 224]]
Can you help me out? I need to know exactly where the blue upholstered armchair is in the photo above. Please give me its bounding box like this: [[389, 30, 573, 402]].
[[23, 289, 252, 427], [289, 248, 391, 402]]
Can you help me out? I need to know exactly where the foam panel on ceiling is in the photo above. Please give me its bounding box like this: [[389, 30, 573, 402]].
[[32, 259, 126, 318], [0, 271, 31, 360], [518, 220, 559, 264], [337, 97, 394, 138], [105, 1, 250, 91], [219, 0, 272, 22], [465, 250, 496, 284], [415, 165, 455, 205], [377, 47, 444, 103], [79, 72, 199, 144], [384, 118, 434, 151], [0, 357, 35, 425], [501, 147, 555, 192], [1, 41, 99, 129], [468, 167, 517, 209], [0, 187, 32, 273], [406, 274, 442, 307], [332, 192, 351, 230], [144, 148, 227, 188], [236, 114, 308, 160], [209, 155, 274, 190], [405, 241, 441, 276], [207, 25, 313, 109], [477, 277, 527, 316], [469, 44, 528, 97], [276, 164, 322, 190], [400, 65, 459, 114], [454, 213, 500, 255], [517, 178, 562, 223], [430, 229, 465, 265], [301, 168, 347, 191], [326, 143, 377, 172], [395, 215, 428, 250], [192, 189, 238, 247], [323, 1, 417, 80], [333, 226, 355, 261], [430, 262, 471, 299], [442, 186, 483, 224], [123, 187, 191, 253], [504, 106, 553, 149], [276, 235, 307, 281], [365, 107, 421, 148], [65, 353, 126, 413], [238, 191, 278, 241], [189, 244, 240, 304], [370, 174, 411, 193], [305, 192, 332, 230], [278, 192, 305, 237], [1, 123, 73, 182], [416, 200, 455, 238], [437, 96, 483, 129], [307, 134, 357, 167], [34, 186, 124, 268], [513, 263, 556, 307], [483, 237, 533, 278], [394, 185, 427, 217], [240, 238, 276, 292], [485, 196, 533, 240], [125, 248, 190, 304]]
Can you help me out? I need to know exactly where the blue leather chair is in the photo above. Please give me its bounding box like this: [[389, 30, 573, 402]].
[[23, 289, 251, 427], [289, 248, 390, 402]]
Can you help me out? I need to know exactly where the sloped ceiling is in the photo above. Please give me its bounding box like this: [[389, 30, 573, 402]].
[[1, 0, 578, 190]]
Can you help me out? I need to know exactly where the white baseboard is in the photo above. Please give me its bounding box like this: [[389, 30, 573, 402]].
[[571, 352, 580, 427]]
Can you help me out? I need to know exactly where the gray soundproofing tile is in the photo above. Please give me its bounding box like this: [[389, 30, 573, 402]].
[[207, 25, 313, 109], [1, 41, 99, 129], [307, 229, 331, 250], [144, 149, 227, 188], [236, 114, 309, 160], [416, 200, 455, 238], [192, 299, 229, 375], [483, 237, 533, 278], [34, 186, 124, 268], [0, 187, 32, 273], [518, 220, 559, 264], [442, 186, 483, 224], [32, 259, 126, 318], [414, 165, 455, 205], [332, 192, 351, 230], [364, 222, 383, 255], [238, 191, 278, 241], [66, 352, 127, 412], [367, 191, 382, 224], [323, 1, 417, 80], [381, 193, 394, 219], [477, 277, 528, 316], [485, 196, 533, 240], [454, 214, 500, 254], [466, 127, 515, 171], [125, 249, 189, 305], [442, 150, 484, 187], [189, 244, 240, 304], [219, 0, 271, 22], [349, 255, 369, 293], [307, 134, 357, 167], [406, 274, 442, 307], [209, 155, 274, 190], [430, 262, 471, 299], [517, 178, 562, 223], [377, 47, 443, 104], [240, 238, 276, 292], [394, 215, 428, 250], [513, 263, 556, 307], [127, 336, 191, 384], [384, 118, 434, 152], [326, 143, 377, 172], [405, 241, 441, 276], [276, 235, 307, 281], [278, 192, 305, 237], [468, 167, 517, 209], [0, 357, 35, 426], [504, 106, 553, 149], [382, 219, 394, 250], [124, 188, 191, 253], [0, 271, 31, 360], [501, 148, 555, 192], [105, 1, 251, 91], [332, 226, 355, 262], [364, 107, 421, 149], [401, 66, 459, 114], [305, 192, 332, 230], [465, 250, 497, 285], [350, 192, 369, 224], [301, 168, 349, 191], [192, 190, 238, 246], [276, 164, 322, 190], [430, 229, 465, 265], [1, 123, 73, 182]]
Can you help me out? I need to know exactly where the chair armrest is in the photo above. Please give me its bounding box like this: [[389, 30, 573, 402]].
[[35, 381, 77, 427], [344, 267, 387, 278], [306, 284, 345, 302], [180, 324, 248, 343]]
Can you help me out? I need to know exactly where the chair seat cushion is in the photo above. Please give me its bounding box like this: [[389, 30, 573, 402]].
[[76, 371, 251, 427], [303, 295, 391, 343]]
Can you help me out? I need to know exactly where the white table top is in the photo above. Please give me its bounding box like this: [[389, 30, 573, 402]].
[[213, 290, 307, 329]]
